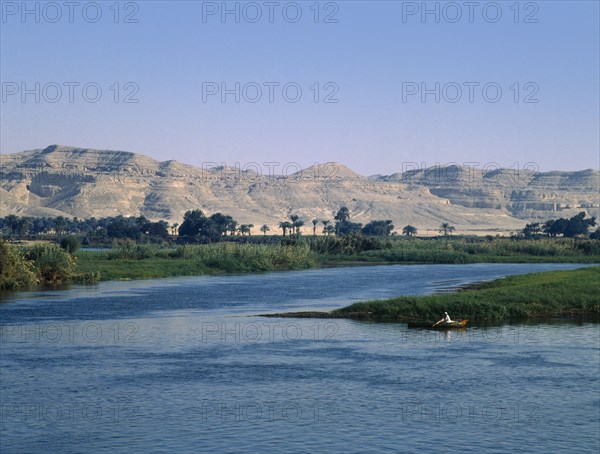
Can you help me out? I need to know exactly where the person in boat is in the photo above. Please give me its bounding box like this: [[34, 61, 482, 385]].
[[443, 312, 453, 323]]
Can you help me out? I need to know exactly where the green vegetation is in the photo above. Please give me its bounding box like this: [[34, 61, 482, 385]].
[[25, 244, 76, 285], [178, 210, 238, 242], [59, 235, 81, 254], [2, 207, 597, 247], [402, 225, 417, 236], [523, 212, 597, 238], [0, 241, 99, 289], [438, 223, 456, 236], [75, 243, 317, 281], [0, 214, 170, 244], [1, 203, 599, 291], [362, 220, 395, 236], [334, 267, 600, 323], [2, 236, 599, 290], [73, 236, 599, 283], [311, 236, 600, 264], [332, 206, 363, 236], [0, 241, 37, 290]]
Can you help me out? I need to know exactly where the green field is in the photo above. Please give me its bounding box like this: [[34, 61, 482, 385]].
[[334, 266, 600, 323], [72, 237, 600, 282]]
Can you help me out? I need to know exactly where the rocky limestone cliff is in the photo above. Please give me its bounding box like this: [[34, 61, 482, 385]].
[[376, 165, 599, 223], [1, 145, 598, 235]]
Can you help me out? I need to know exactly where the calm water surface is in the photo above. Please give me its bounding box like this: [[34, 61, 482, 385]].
[[1, 264, 598, 453]]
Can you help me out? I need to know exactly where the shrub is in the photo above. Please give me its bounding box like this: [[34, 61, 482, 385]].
[[0, 241, 38, 290], [26, 244, 75, 285], [60, 235, 81, 254], [106, 242, 158, 259], [308, 235, 389, 255]]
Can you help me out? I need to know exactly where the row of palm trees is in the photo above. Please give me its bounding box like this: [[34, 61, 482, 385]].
[[399, 223, 456, 236], [238, 216, 456, 238], [276, 216, 336, 237], [178, 218, 456, 238], [271, 214, 455, 237], [276, 215, 303, 237], [159, 211, 454, 239]]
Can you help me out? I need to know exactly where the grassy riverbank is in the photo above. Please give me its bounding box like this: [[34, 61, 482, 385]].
[[4, 237, 599, 289], [74, 243, 317, 280], [316, 236, 600, 264], [333, 266, 600, 323], [72, 237, 600, 281]]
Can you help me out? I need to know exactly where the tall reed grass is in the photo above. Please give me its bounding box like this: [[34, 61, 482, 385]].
[[104, 242, 317, 273]]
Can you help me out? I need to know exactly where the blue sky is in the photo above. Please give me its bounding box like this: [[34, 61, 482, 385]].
[[1, 0, 598, 175]]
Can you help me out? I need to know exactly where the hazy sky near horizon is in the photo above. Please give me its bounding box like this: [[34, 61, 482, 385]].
[[1, 0, 599, 175]]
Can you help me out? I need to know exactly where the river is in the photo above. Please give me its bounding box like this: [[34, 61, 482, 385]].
[[1, 263, 598, 453]]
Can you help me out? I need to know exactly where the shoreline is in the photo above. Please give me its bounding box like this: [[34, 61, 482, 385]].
[[8, 260, 593, 292], [74, 253, 599, 284], [259, 311, 599, 326], [3, 237, 599, 290], [259, 267, 600, 325]]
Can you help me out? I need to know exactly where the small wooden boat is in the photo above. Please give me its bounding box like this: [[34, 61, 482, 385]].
[[407, 320, 468, 330]]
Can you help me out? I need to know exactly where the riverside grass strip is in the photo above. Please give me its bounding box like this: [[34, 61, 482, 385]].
[[333, 267, 600, 323], [73, 237, 600, 282]]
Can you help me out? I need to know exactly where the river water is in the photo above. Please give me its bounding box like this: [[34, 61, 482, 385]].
[[1, 264, 598, 453]]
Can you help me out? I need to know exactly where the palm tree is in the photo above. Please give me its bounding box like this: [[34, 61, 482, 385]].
[[5, 214, 19, 237], [293, 219, 304, 237], [334, 206, 350, 222], [171, 222, 179, 236], [439, 223, 455, 236], [321, 220, 330, 235], [290, 214, 299, 227], [54, 216, 67, 235], [402, 225, 417, 236], [16, 218, 32, 238], [279, 221, 292, 237], [288, 214, 304, 237], [312, 219, 319, 236], [260, 224, 270, 236], [324, 224, 335, 236], [227, 220, 238, 236], [238, 224, 253, 236]]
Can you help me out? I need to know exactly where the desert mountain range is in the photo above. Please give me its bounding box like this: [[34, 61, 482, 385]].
[[1, 145, 598, 235]]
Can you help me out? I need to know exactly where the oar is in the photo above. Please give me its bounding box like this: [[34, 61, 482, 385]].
[[432, 319, 444, 327]]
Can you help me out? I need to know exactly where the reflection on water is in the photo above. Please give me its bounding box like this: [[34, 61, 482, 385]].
[[1, 264, 598, 453]]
